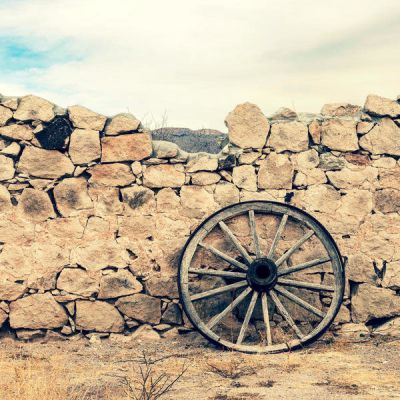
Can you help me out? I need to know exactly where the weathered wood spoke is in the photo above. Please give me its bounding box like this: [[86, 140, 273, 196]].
[[199, 242, 248, 271], [274, 285, 325, 318], [207, 287, 252, 330], [278, 278, 335, 292], [188, 268, 247, 279], [248, 210, 261, 258], [275, 230, 314, 267], [268, 214, 288, 259], [218, 221, 253, 265], [278, 256, 331, 277], [237, 290, 258, 345], [190, 280, 248, 301], [261, 292, 272, 346], [270, 290, 303, 339]]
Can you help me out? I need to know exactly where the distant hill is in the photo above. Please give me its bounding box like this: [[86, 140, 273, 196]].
[[151, 127, 228, 154]]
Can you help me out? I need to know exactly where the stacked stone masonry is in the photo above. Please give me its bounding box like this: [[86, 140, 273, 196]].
[[0, 92, 400, 342]]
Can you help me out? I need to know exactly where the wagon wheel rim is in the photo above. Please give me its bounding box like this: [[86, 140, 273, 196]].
[[179, 201, 344, 353]]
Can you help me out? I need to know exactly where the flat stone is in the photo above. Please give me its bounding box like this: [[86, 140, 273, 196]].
[[375, 189, 400, 213], [382, 261, 400, 290], [130, 324, 160, 341], [364, 94, 400, 118], [121, 186, 155, 216], [326, 166, 377, 189], [57, 268, 100, 297], [0, 124, 34, 141], [16, 329, 45, 341], [145, 273, 179, 299], [214, 182, 240, 207], [268, 121, 309, 153], [320, 103, 361, 117], [0, 279, 27, 301], [191, 172, 221, 185], [105, 113, 141, 135], [357, 121, 374, 135], [0, 155, 14, 180], [1, 142, 21, 157], [335, 323, 370, 342], [75, 300, 124, 332], [98, 269, 143, 299], [115, 293, 161, 324], [143, 164, 185, 188], [88, 163, 135, 186], [0, 105, 13, 126], [258, 153, 293, 189], [14, 95, 55, 122], [9, 293, 68, 329], [232, 165, 257, 191], [18, 146, 74, 179], [117, 215, 155, 240], [294, 184, 341, 213], [69, 129, 100, 164], [68, 105, 107, 130], [379, 167, 400, 189], [321, 119, 358, 152], [291, 149, 319, 171], [17, 188, 56, 222], [186, 154, 218, 172], [101, 133, 152, 162], [225, 102, 270, 149], [180, 185, 217, 218], [346, 254, 375, 283], [0, 96, 18, 110], [53, 177, 93, 217]]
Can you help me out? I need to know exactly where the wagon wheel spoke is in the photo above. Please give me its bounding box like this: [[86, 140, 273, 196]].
[[274, 285, 325, 318], [218, 221, 253, 265], [261, 292, 272, 346], [188, 268, 247, 279], [270, 290, 303, 339], [278, 278, 335, 292], [207, 287, 252, 330], [278, 256, 331, 277], [268, 214, 288, 259], [190, 280, 248, 301], [199, 242, 248, 271], [248, 210, 261, 258], [275, 230, 314, 267], [237, 290, 258, 345]]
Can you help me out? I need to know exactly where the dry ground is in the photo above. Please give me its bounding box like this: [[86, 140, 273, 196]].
[[0, 331, 398, 400]]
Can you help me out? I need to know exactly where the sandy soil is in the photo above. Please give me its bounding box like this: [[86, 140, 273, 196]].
[[0, 332, 398, 400]]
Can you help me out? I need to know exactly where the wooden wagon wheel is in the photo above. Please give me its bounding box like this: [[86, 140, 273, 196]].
[[178, 201, 344, 353]]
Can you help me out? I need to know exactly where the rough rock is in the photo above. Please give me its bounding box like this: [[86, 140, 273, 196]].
[[0, 280, 27, 301], [294, 184, 341, 213], [131, 324, 161, 341], [191, 172, 221, 185], [0, 155, 14, 180], [186, 154, 218, 172], [180, 185, 216, 218], [326, 166, 377, 189], [364, 94, 400, 118], [57, 268, 100, 297], [0, 185, 11, 213], [0, 309, 8, 328], [0, 105, 13, 126], [308, 120, 321, 144], [359, 118, 400, 155], [17, 188, 55, 222], [373, 317, 400, 338], [268, 121, 309, 153], [75, 300, 124, 332], [0, 124, 33, 141], [9, 293, 68, 329], [357, 121, 374, 135], [379, 167, 400, 189], [68, 105, 107, 130], [117, 215, 155, 240], [145, 274, 179, 299], [321, 119, 358, 151], [270, 107, 297, 120], [335, 323, 370, 342], [115, 294, 161, 324], [98, 269, 143, 299], [101, 134, 152, 162], [14, 95, 55, 122], [232, 165, 257, 191], [382, 262, 400, 290], [346, 254, 375, 283], [320, 103, 361, 117], [69, 129, 101, 164], [152, 140, 179, 159], [1, 142, 21, 157], [105, 113, 141, 135], [258, 153, 294, 189], [291, 149, 319, 171], [89, 186, 123, 216], [89, 163, 135, 186], [319, 153, 345, 171], [162, 303, 182, 325], [225, 102, 269, 149], [121, 185, 155, 215], [214, 182, 240, 206], [54, 177, 93, 217], [143, 164, 185, 188], [16, 329, 45, 341], [18, 146, 74, 179], [375, 189, 400, 213]]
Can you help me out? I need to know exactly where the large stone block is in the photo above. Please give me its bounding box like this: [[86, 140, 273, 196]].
[[0, 124, 33, 141], [268, 121, 309, 153], [321, 119, 358, 152], [0, 105, 12, 126], [143, 164, 185, 188], [115, 293, 161, 324], [375, 189, 400, 213], [105, 113, 141, 135], [0, 155, 14, 181], [68, 105, 107, 130], [14, 95, 54, 122], [17, 188, 55, 222], [258, 153, 293, 189], [88, 163, 135, 186], [98, 269, 143, 299], [364, 94, 400, 118], [232, 165, 257, 191], [69, 129, 101, 164], [57, 268, 100, 297]]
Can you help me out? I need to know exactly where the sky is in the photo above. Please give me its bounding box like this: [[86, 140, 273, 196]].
[[0, 0, 399, 131]]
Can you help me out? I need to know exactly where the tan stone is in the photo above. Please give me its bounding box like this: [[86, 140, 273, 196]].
[[321, 119, 358, 152], [268, 121, 308, 153], [186, 154, 218, 172], [121, 185, 155, 215], [191, 172, 221, 185], [180, 185, 217, 218], [373, 317, 400, 338], [82, 216, 118, 241], [364, 94, 400, 118], [232, 165, 257, 192], [240, 189, 286, 202], [75, 300, 124, 332], [294, 168, 327, 187], [18, 146, 74, 179], [258, 153, 293, 189], [0, 155, 14, 180], [375, 189, 400, 213], [320, 103, 361, 117], [152, 140, 179, 159], [291, 149, 319, 171], [379, 167, 400, 189], [1, 142, 21, 157], [69, 129, 100, 164], [89, 163, 134, 186], [225, 102, 269, 149], [0, 186, 11, 213], [117, 215, 155, 240], [0, 124, 33, 141], [53, 177, 93, 217], [156, 188, 181, 212], [9, 293, 68, 329], [130, 324, 161, 341], [14, 95, 54, 122], [88, 186, 123, 216], [346, 254, 375, 283], [239, 151, 261, 165], [101, 133, 152, 162], [0, 309, 7, 328], [17, 188, 55, 222], [57, 268, 100, 297], [0, 96, 18, 110], [105, 113, 141, 135], [270, 107, 297, 120], [326, 166, 378, 189], [214, 182, 240, 207], [115, 293, 161, 324], [295, 184, 341, 213], [338, 189, 373, 219], [372, 157, 396, 169], [143, 164, 185, 188], [335, 323, 370, 342], [68, 105, 106, 130], [344, 154, 370, 167], [308, 120, 321, 144], [0, 105, 13, 126], [357, 121, 374, 135], [382, 262, 400, 290], [0, 279, 27, 301], [145, 273, 179, 299], [98, 269, 143, 299], [154, 215, 190, 240], [359, 118, 400, 155]]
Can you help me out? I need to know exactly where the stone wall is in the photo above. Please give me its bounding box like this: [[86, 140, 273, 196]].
[[0, 92, 400, 342]]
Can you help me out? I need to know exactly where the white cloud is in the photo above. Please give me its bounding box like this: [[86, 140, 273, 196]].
[[0, 0, 399, 130]]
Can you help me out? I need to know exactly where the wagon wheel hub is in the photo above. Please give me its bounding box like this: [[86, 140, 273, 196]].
[[246, 257, 278, 291]]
